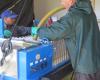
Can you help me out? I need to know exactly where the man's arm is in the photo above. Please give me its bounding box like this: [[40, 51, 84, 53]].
[[37, 14, 73, 40], [16, 26, 31, 36]]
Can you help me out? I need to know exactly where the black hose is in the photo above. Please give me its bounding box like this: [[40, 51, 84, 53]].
[[0, 40, 12, 66]]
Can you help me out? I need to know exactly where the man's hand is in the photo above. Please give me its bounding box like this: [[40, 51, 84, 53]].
[[4, 30, 12, 38], [31, 26, 39, 37]]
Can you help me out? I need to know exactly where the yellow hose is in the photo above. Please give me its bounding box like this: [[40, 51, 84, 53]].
[[37, 6, 65, 27], [33, 6, 65, 39]]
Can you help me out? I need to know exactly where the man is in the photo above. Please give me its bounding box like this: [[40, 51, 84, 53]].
[[31, 0, 100, 80], [1, 9, 31, 38], [0, 0, 34, 26]]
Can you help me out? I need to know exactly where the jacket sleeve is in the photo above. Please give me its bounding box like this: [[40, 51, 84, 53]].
[[38, 14, 73, 40], [16, 26, 31, 36]]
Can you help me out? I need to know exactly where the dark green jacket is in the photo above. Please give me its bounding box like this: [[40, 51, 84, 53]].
[[37, 0, 100, 74]]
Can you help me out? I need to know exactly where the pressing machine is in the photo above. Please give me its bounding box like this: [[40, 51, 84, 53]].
[[0, 6, 71, 80]]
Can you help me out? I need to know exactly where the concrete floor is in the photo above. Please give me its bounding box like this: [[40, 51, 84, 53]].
[[63, 72, 74, 80]]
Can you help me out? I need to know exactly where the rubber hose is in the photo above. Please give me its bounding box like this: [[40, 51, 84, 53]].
[[37, 6, 65, 27], [33, 6, 65, 39]]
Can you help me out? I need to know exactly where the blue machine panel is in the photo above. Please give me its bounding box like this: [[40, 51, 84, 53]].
[[0, 19, 4, 37], [17, 44, 53, 80]]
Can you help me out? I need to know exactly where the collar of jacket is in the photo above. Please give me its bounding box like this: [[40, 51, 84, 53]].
[[70, 0, 92, 14]]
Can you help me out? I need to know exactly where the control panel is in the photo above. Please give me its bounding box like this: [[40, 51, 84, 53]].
[[17, 44, 53, 80]]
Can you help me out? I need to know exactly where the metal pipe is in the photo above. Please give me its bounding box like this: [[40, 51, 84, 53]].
[[33, 6, 65, 39]]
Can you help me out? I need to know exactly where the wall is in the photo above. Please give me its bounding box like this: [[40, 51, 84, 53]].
[[95, 0, 100, 20], [34, 0, 66, 19], [94, 0, 100, 29]]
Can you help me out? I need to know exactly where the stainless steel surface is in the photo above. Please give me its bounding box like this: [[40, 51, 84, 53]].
[[0, 49, 17, 78]]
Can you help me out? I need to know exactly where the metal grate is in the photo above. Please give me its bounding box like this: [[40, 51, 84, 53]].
[[52, 39, 69, 66]]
